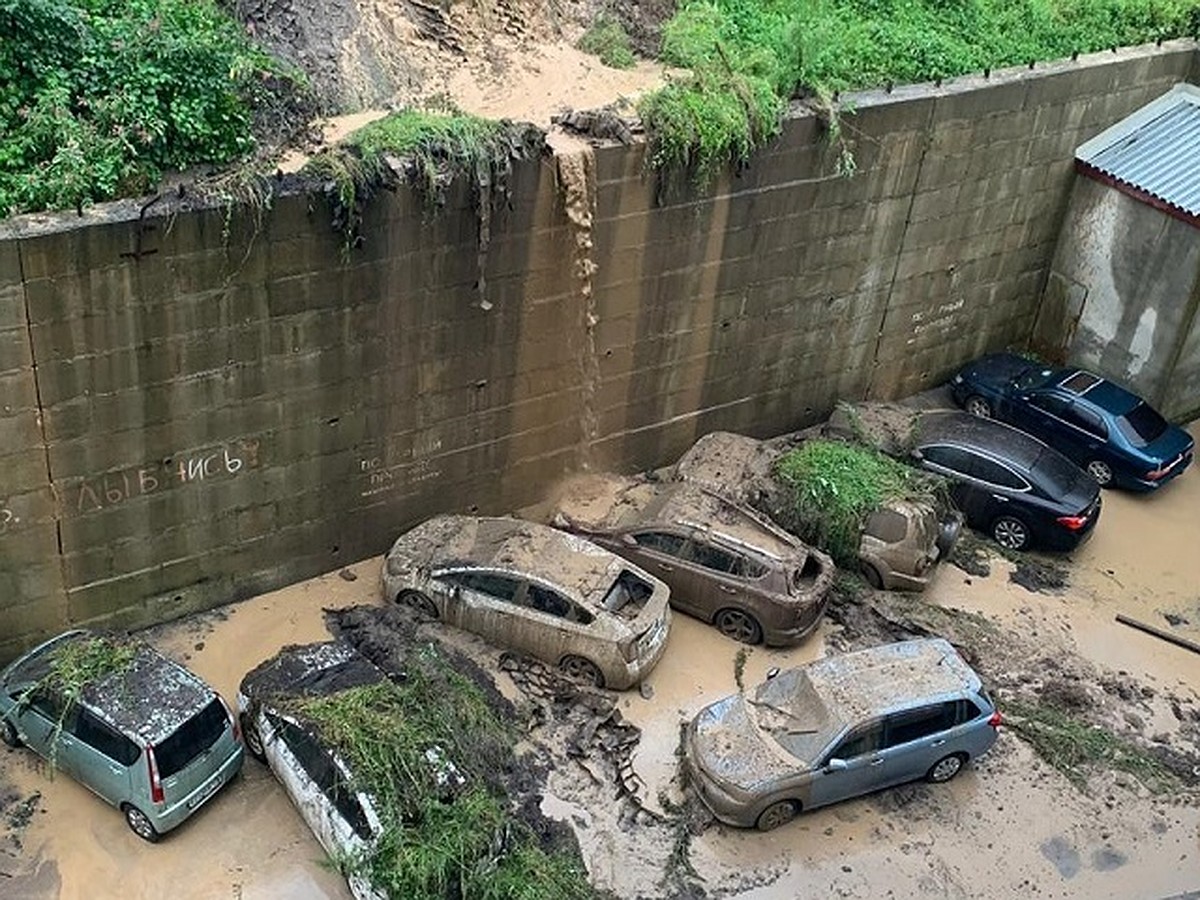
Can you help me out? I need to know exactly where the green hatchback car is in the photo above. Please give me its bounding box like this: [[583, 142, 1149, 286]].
[[0, 630, 244, 841]]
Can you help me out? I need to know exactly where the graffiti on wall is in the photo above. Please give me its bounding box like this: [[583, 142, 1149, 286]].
[[69, 439, 262, 516], [0, 503, 16, 534], [360, 436, 443, 498]]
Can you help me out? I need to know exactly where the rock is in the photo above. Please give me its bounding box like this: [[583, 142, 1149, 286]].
[[339, 568, 358, 581]]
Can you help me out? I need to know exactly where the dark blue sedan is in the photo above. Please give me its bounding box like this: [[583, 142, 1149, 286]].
[[950, 353, 1194, 491]]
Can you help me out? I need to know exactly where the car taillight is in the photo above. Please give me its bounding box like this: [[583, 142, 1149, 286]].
[[620, 635, 637, 661], [219, 696, 241, 744], [147, 747, 165, 804], [1056, 514, 1088, 531], [988, 711, 1003, 728]]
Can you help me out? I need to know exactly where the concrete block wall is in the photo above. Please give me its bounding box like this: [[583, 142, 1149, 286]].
[[0, 41, 1196, 660]]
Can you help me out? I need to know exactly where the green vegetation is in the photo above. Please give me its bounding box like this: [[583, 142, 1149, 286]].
[[45, 636, 136, 702], [578, 14, 637, 69], [1006, 698, 1176, 792], [295, 643, 593, 900], [641, 0, 1200, 181], [0, 0, 299, 217], [775, 439, 938, 566], [304, 103, 545, 247]]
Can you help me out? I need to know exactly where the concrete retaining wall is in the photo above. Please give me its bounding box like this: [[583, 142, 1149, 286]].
[[1, 42, 1196, 661]]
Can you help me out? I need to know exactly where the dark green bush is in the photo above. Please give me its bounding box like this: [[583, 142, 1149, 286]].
[[0, 0, 298, 216], [579, 13, 637, 69]]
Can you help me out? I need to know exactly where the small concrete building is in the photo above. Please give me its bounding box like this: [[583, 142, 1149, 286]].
[[1036, 83, 1200, 421]]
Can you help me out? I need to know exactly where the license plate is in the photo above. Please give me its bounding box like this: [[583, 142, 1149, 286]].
[[187, 773, 223, 810]]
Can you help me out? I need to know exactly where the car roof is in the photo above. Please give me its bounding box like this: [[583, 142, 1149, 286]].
[[915, 410, 1046, 471], [7, 631, 217, 744], [1067, 376, 1139, 416], [240, 641, 386, 705], [802, 638, 980, 722], [392, 515, 624, 604]]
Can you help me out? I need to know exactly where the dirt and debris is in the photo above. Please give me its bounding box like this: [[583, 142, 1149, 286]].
[[1010, 558, 1069, 594], [2, 789, 41, 853], [553, 107, 639, 144], [823, 401, 927, 457]]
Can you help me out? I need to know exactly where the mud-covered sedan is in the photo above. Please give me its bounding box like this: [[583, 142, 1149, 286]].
[[911, 412, 1101, 551], [381, 516, 671, 689], [951, 353, 1193, 490], [686, 638, 1000, 831], [551, 474, 833, 646]]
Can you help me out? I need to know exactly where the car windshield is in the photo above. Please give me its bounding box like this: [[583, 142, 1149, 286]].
[[1013, 366, 1055, 391], [749, 670, 837, 763], [1029, 447, 1085, 496], [153, 698, 227, 778], [1116, 402, 1168, 447]]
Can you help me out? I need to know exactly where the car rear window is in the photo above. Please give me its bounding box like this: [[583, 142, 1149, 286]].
[[601, 570, 654, 616], [865, 509, 908, 544], [1116, 403, 1168, 447], [153, 698, 227, 778], [1030, 448, 1085, 496]]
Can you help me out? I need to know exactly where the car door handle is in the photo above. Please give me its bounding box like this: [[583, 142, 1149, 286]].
[[657, 563, 673, 573], [991, 495, 1008, 502], [718, 585, 737, 594], [109, 764, 124, 775], [869, 757, 885, 766], [930, 739, 946, 747]]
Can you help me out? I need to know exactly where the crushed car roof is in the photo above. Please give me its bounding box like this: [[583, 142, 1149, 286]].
[[240, 641, 386, 704]]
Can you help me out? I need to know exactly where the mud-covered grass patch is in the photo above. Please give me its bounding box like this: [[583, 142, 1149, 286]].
[[1005, 699, 1176, 793], [308, 613, 595, 900], [578, 14, 637, 69], [774, 439, 940, 567]]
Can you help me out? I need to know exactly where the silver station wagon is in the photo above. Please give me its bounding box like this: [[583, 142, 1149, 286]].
[[686, 638, 1000, 830], [382, 515, 672, 689], [0, 630, 244, 841]]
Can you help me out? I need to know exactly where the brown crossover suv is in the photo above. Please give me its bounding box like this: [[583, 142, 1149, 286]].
[[551, 474, 834, 647], [673, 432, 959, 592]]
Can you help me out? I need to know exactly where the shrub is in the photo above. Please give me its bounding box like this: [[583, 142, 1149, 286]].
[[579, 13, 637, 69]]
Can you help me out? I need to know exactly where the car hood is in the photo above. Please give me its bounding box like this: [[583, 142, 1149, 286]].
[[959, 352, 1037, 388], [691, 694, 802, 792]]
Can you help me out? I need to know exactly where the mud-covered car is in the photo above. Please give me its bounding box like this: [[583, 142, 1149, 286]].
[[238, 643, 386, 900], [0, 630, 243, 842], [685, 638, 1000, 831], [550, 474, 833, 646], [673, 431, 958, 591], [381, 515, 671, 689]]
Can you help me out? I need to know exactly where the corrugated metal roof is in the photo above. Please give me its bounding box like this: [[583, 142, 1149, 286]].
[[1076, 84, 1200, 221]]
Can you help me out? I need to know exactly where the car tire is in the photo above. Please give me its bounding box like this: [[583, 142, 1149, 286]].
[[964, 395, 992, 418], [559, 655, 605, 688], [123, 803, 161, 843], [756, 799, 800, 831], [1086, 460, 1113, 486], [860, 562, 884, 591], [926, 753, 966, 784], [714, 608, 764, 645], [1, 716, 20, 749], [241, 713, 266, 763], [991, 515, 1029, 551], [396, 589, 438, 618]]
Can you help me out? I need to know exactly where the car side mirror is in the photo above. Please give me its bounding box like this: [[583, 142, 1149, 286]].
[[910, 448, 924, 462], [621, 533, 637, 547], [766, 667, 780, 680], [824, 758, 848, 772]]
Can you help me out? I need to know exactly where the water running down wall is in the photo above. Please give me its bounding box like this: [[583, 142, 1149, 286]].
[[0, 42, 1196, 660]]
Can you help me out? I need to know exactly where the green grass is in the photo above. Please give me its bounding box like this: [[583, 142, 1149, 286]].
[[294, 644, 594, 900], [774, 439, 938, 566], [0, 0, 301, 217], [46, 636, 136, 704], [641, 0, 1200, 181], [579, 14, 637, 69], [1006, 698, 1176, 792]]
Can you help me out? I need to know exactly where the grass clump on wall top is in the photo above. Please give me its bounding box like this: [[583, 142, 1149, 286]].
[[641, 0, 1200, 183]]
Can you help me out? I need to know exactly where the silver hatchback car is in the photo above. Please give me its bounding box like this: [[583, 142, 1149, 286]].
[[686, 638, 1000, 830]]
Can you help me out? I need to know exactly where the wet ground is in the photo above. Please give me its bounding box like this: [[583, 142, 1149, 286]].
[[3, 428, 1200, 899]]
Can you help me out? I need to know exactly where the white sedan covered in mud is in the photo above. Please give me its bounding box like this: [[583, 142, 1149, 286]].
[[382, 515, 672, 689]]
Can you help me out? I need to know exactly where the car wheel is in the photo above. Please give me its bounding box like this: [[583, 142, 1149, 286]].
[[396, 589, 438, 618], [240, 713, 266, 763], [756, 799, 800, 831], [1085, 460, 1113, 486], [964, 395, 992, 418], [123, 804, 160, 843], [1, 716, 20, 749], [926, 753, 966, 783], [859, 562, 884, 591], [559, 655, 605, 688], [714, 608, 764, 645], [991, 515, 1029, 551]]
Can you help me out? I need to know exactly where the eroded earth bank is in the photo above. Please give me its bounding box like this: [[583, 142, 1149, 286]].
[[3, 426, 1200, 900]]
